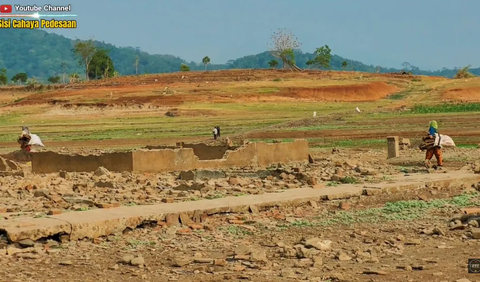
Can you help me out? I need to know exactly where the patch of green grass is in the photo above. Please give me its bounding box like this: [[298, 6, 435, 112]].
[[205, 193, 225, 200], [457, 144, 478, 149], [317, 192, 479, 226], [127, 240, 156, 248], [257, 87, 280, 93], [387, 93, 407, 100], [219, 225, 253, 237], [312, 139, 386, 148], [340, 176, 358, 184], [412, 103, 480, 114]]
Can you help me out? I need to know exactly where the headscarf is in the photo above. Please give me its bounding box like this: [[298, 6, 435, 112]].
[[429, 120, 438, 129]]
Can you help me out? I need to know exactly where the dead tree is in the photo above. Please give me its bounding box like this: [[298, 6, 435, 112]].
[[268, 28, 302, 71]]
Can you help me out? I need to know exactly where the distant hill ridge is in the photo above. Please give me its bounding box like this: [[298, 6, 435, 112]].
[[0, 29, 478, 82]]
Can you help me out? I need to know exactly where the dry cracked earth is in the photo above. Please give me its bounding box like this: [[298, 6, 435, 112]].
[[1, 147, 480, 281]]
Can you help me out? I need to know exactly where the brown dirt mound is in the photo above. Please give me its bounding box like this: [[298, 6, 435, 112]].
[[0, 69, 439, 94], [281, 82, 398, 101], [442, 87, 480, 101]]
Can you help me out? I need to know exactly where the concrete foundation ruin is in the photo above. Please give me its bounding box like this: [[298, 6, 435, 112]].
[[31, 139, 309, 173]]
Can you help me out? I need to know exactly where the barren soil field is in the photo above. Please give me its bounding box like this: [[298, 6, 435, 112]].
[[0, 69, 479, 152]]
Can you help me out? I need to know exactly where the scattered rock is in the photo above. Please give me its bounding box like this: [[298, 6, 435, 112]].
[[471, 228, 480, 239], [172, 257, 193, 267], [280, 268, 296, 278], [18, 239, 35, 248], [94, 167, 111, 177], [120, 254, 134, 264], [130, 256, 145, 266], [363, 269, 388, 275], [59, 260, 73, 266], [336, 252, 352, 261], [303, 238, 332, 251]]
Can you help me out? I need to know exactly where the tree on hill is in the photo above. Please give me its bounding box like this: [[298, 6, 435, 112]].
[[0, 68, 8, 85], [12, 72, 28, 84], [88, 49, 115, 79], [268, 60, 279, 69], [60, 62, 68, 83], [202, 56, 211, 71], [72, 39, 96, 81], [268, 28, 301, 71], [180, 64, 190, 71], [306, 45, 332, 70], [69, 73, 80, 83], [454, 65, 476, 79], [402, 62, 412, 71], [47, 76, 61, 84], [134, 47, 141, 75], [341, 60, 348, 70]]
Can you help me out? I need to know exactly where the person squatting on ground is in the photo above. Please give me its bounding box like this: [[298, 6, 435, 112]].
[[17, 126, 32, 152], [420, 120, 443, 169], [213, 127, 218, 140]]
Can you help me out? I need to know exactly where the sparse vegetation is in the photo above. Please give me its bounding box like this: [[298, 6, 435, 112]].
[[88, 48, 115, 79], [269, 28, 301, 70], [412, 103, 480, 113], [268, 60, 279, 69], [202, 56, 211, 71], [180, 64, 190, 72], [0, 68, 8, 85], [306, 45, 332, 69], [72, 38, 96, 80], [11, 72, 28, 84], [47, 76, 61, 84], [454, 65, 476, 79]]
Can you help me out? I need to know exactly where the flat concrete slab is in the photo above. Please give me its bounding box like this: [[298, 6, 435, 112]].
[[1, 172, 479, 242]]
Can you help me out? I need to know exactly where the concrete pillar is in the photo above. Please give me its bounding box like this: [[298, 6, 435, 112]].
[[387, 136, 399, 159]]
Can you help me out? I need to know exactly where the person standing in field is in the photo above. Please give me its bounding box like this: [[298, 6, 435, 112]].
[[216, 126, 221, 138], [213, 127, 218, 140], [421, 120, 443, 169]]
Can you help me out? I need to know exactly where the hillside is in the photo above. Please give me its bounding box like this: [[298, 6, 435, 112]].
[[0, 29, 478, 82]]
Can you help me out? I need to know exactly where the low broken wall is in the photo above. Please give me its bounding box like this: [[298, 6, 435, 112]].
[[31, 152, 133, 173], [181, 143, 229, 160], [32, 140, 309, 173], [132, 139, 309, 173]]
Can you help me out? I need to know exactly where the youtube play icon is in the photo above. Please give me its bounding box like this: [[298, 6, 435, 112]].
[[0, 4, 12, 13]]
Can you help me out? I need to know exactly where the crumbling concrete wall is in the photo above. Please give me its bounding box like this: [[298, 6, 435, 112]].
[[181, 143, 229, 160], [256, 141, 309, 166], [31, 152, 133, 173], [132, 139, 309, 173], [132, 148, 199, 172], [32, 140, 309, 173]]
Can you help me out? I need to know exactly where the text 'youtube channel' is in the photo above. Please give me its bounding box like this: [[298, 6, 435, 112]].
[[0, 4, 77, 29]]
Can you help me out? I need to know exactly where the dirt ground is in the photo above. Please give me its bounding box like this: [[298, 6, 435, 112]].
[[1, 70, 480, 282], [1, 178, 480, 282], [1, 146, 480, 282]]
